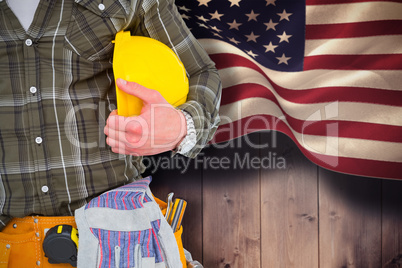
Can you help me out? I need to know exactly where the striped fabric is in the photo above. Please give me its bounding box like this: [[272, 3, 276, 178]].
[[90, 220, 164, 268], [0, 0, 221, 229], [175, 0, 402, 179], [81, 177, 169, 267]]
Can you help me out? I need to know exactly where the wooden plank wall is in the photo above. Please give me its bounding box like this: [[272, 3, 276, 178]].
[[146, 131, 402, 268]]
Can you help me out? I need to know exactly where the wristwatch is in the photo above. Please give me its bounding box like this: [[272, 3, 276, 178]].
[[176, 110, 196, 154]]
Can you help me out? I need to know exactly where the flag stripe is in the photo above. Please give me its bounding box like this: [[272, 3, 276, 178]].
[[305, 36, 402, 56], [307, 0, 402, 5], [306, 20, 402, 39], [304, 54, 402, 70], [305, 2, 402, 25]]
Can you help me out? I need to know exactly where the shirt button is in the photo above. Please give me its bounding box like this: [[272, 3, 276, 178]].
[[35, 137, 43, 144], [30, 86, 37, 94], [36, 261, 41, 266], [98, 3, 105, 10], [41, 185, 49, 193], [25, 39, 33, 46]]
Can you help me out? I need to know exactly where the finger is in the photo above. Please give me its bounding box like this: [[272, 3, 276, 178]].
[[105, 127, 143, 144], [108, 138, 159, 156], [105, 114, 148, 134], [116, 78, 167, 105]]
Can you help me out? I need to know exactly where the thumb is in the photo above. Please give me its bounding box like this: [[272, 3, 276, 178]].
[[116, 78, 167, 105]]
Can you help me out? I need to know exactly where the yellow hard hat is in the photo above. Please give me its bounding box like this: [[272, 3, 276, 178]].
[[112, 31, 189, 116]]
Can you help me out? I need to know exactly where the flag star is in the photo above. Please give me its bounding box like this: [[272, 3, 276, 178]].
[[178, 5, 191, 12], [228, 0, 241, 7], [213, 32, 223, 38], [245, 32, 260, 42], [246, 50, 258, 58], [227, 19, 242, 30], [197, 23, 209, 29], [210, 26, 222, 33], [265, 0, 276, 6], [197, 0, 212, 7], [277, 31, 292, 43], [209, 10, 224, 21], [228, 37, 241, 45], [277, 10, 293, 21], [276, 53, 291, 65], [181, 13, 191, 20], [196, 15, 210, 23], [263, 42, 278, 53], [264, 19, 278, 31], [246, 10, 260, 22]]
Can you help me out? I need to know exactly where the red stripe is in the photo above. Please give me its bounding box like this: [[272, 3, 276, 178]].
[[306, 21, 402, 39], [98, 229, 103, 268], [147, 230, 151, 257], [122, 191, 128, 210], [212, 117, 402, 180], [138, 195, 143, 208], [108, 231, 111, 268], [221, 83, 402, 107], [304, 54, 402, 70], [307, 0, 402, 4], [138, 230, 141, 244]]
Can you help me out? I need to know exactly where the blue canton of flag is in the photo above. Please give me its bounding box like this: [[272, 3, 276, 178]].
[[175, 0, 306, 71]]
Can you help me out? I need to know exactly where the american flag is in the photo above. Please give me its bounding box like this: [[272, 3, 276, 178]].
[[175, 0, 402, 180]]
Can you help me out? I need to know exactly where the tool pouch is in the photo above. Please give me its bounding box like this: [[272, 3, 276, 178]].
[[74, 176, 183, 268], [153, 196, 187, 267]]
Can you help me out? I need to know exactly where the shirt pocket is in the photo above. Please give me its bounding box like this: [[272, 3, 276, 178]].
[[64, 0, 129, 61]]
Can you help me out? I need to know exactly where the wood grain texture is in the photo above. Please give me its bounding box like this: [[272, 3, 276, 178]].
[[319, 169, 382, 268], [382, 180, 402, 268], [202, 133, 261, 268], [260, 131, 319, 268], [144, 152, 203, 262]]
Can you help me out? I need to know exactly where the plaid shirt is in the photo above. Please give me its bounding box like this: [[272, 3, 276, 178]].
[[0, 0, 221, 229]]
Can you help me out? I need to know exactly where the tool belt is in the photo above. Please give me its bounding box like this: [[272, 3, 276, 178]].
[[1, 176, 202, 268]]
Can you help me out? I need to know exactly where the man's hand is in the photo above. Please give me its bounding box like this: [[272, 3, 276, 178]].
[[104, 78, 187, 156]]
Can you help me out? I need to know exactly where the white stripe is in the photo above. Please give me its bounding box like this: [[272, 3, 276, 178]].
[[51, 0, 72, 215], [198, 39, 402, 91], [306, 2, 402, 25], [219, 98, 402, 162], [218, 67, 402, 126], [63, 49, 89, 203], [305, 35, 402, 56]]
